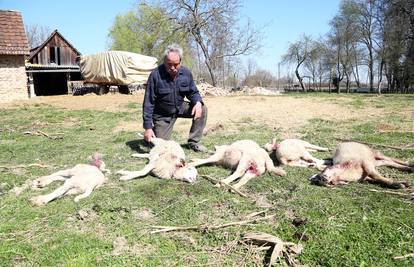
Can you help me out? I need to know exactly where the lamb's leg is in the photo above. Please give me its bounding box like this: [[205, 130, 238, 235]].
[[189, 150, 225, 167], [219, 156, 250, 185], [131, 153, 150, 158], [301, 152, 326, 170], [264, 154, 286, 176], [375, 159, 413, 171], [286, 160, 315, 168], [74, 186, 95, 202], [117, 163, 154, 181], [30, 180, 74, 206], [278, 157, 289, 166], [304, 142, 329, 152], [362, 162, 408, 189], [33, 169, 71, 188], [232, 172, 258, 190], [66, 188, 82, 195], [374, 151, 411, 166]]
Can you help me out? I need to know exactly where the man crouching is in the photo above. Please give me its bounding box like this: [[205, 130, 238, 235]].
[[142, 43, 208, 153]]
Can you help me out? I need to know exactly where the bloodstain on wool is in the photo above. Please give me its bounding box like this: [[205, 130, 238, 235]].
[[247, 162, 259, 175], [91, 158, 102, 169], [339, 161, 358, 169]]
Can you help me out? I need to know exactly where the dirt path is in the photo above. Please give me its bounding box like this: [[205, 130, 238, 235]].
[[2, 93, 384, 138]]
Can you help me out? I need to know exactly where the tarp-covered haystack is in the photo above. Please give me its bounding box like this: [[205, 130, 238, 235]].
[[79, 51, 158, 86]]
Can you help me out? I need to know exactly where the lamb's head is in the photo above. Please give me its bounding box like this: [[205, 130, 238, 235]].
[[264, 138, 278, 152], [89, 153, 110, 174], [310, 161, 363, 187], [172, 159, 198, 183]]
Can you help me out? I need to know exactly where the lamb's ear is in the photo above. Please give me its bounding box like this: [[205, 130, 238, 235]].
[[92, 152, 102, 161], [272, 138, 276, 145]]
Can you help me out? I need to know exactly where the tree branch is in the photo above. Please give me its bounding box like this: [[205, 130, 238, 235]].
[[150, 214, 276, 234]]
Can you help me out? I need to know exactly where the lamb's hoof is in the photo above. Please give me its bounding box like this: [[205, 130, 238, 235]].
[[184, 176, 197, 184], [390, 182, 409, 189], [30, 196, 46, 206], [277, 168, 287, 176], [32, 180, 45, 189], [399, 181, 411, 188], [119, 176, 132, 181], [214, 183, 221, 188], [232, 185, 242, 191], [316, 165, 326, 171]]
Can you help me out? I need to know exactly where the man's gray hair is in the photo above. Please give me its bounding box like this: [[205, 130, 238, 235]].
[[163, 43, 183, 61]]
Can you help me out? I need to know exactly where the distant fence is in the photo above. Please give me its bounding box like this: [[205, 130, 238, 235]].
[[282, 85, 414, 94]]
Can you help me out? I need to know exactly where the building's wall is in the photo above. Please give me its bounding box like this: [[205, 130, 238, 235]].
[[0, 55, 28, 102]]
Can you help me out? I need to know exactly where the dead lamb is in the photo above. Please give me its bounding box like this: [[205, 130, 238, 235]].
[[30, 153, 109, 206], [310, 142, 413, 188], [117, 138, 197, 183], [190, 140, 286, 189], [264, 138, 329, 170]]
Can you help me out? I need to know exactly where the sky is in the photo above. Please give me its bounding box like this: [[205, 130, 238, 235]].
[[0, 0, 340, 76]]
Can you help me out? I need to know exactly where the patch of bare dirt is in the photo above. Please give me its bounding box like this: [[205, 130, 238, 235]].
[[111, 236, 155, 256], [2, 94, 390, 137], [1, 94, 143, 112], [113, 121, 140, 133]]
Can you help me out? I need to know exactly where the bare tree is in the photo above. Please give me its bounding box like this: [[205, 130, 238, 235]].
[[243, 69, 275, 87], [328, 15, 345, 93], [25, 24, 51, 49], [161, 0, 262, 86], [350, 0, 380, 92], [378, 0, 414, 92], [244, 58, 257, 80], [304, 40, 328, 90], [282, 35, 313, 91]]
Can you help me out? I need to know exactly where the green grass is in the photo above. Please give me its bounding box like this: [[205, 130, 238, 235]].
[[0, 94, 413, 266]]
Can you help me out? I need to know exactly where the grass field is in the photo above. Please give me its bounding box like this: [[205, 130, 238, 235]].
[[0, 93, 413, 266]]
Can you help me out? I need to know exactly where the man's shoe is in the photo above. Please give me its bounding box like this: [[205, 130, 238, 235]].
[[188, 143, 208, 153]]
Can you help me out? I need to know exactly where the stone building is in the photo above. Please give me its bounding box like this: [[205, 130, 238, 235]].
[[0, 10, 30, 102]]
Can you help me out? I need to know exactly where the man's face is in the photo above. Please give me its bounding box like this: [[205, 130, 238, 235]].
[[165, 52, 181, 77]]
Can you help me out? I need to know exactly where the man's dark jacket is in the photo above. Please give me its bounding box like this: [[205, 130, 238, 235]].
[[143, 64, 203, 129]]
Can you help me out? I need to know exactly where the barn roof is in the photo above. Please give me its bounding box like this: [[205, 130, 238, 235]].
[[0, 10, 29, 55], [28, 29, 81, 61]]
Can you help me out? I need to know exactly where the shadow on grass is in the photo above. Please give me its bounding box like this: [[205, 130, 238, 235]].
[[125, 139, 151, 153]]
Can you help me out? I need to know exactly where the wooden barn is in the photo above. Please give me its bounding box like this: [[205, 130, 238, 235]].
[[26, 29, 82, 96], [0, 10, 30, 102]]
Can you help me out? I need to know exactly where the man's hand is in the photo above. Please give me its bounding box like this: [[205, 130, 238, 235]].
[[144, 128, 155, 142], [191, 102, 203, 120]]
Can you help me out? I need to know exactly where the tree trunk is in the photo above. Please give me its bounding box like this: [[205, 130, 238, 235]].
[[328, 68, 332, 94], [295, 67, 305, 91], [368, 47, 374, 92], [345, 72, 350, 93], [377, 59, 384, 94], [352, 44, 361, 88], [192, 32, 217, 86]]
